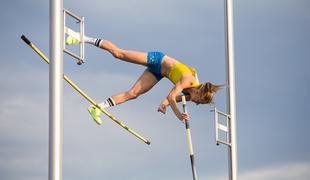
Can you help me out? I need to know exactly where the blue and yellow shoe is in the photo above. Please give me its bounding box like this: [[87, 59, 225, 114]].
[[87, 105, 102, 125], [66, 35, 80, 45]]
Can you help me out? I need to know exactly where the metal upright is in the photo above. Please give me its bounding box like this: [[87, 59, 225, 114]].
[[49, 0, 64, 180], [224, 0, 238, 179]]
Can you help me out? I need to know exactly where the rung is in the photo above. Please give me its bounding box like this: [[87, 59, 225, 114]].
[[63, 49, 83, 62], [64, 9, 83, 22], [217, 109, 230, 118], [217, 139, 231, 146], [218, 124, 228, 132]]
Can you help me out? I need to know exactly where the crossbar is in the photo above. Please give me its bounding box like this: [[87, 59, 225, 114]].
[[21, 35, 151, 145]]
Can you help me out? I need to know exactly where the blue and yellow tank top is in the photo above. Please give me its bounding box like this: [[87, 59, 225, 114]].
[[167, 62, 200, 88]]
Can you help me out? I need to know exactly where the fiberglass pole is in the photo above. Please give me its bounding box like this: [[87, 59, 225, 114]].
[[182, 95, 198, 180], [49, 0, 63, 180], [224, 0, 238, 180]]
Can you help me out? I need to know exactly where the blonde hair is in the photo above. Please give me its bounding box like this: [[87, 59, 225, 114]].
[[196, 82, 224, 104]]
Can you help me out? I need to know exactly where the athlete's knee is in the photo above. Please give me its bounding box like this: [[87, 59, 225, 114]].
[[111, 48, 125, 59]]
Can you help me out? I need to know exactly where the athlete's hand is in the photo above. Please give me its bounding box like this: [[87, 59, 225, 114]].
[[157, 104, 166, 114], [177, 112, 189, 123]]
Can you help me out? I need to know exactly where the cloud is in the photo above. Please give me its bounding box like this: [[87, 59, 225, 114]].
[[0, 65, 187, 180], [2, 0, 310, 179], [67, 0, 216, 26], [207, 162, 310, 180]]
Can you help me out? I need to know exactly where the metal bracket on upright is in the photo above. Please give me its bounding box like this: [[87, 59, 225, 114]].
[[211, 107, 231, 146], [63, 9, 85, 65]]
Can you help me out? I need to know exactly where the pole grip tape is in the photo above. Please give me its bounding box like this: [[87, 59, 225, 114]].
[[182, 95, 186, 105], [21, 35, 31, 45]]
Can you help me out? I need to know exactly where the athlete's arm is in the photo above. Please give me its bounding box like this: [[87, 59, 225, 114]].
[[166, 75, 194, 121], [158, 95, 190, 114]]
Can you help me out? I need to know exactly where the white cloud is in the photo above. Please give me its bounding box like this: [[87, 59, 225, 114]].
[[0, 66, 182, 179], [2, 0, 310, 179], [208, 162, 310, 180]]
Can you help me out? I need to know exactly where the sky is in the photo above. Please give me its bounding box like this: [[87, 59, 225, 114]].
[[0, 0, 310, 179]]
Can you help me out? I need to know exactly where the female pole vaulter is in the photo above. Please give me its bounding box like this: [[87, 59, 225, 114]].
[[66, 35, 223, 124]]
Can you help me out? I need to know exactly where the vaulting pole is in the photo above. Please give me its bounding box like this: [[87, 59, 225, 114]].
[[224, 0, 238, 179], [49, 0, 63, 179], [182, 95, 198, 180]]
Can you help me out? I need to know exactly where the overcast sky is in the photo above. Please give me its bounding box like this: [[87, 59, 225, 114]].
[[1, 0, 310, 179]]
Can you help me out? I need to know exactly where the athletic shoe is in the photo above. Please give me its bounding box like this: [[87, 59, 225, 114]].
[[88, 105, 102, 125], [66, 35, 80, 45]]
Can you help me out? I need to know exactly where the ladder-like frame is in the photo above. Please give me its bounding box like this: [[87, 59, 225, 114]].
[[63, 9, 85, 65], [212, 107, 231, 146]]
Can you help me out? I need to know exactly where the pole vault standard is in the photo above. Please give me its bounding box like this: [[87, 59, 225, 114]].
[[182, 95, 198, 180], [49, 0, 63, 179], [224, 0, 238, 179], [21, 35, 151, 145], [210, 1, 238, 179]]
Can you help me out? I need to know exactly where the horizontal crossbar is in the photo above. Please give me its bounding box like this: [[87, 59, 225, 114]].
[[21, 35, 151, 145]]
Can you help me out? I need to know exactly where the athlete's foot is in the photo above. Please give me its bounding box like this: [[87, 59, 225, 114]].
[[66, 35, 80, 45], [88, 105, 102, 125]]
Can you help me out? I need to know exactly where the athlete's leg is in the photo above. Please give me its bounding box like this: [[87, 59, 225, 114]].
[[98, 40, 148, 66], [66, 33, 148, 65], [89, 70, 157, 124], [99, 70, 158, 108]]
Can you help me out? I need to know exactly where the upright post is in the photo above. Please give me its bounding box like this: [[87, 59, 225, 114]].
[[224, 0, 238, 180], [182, 95, 198, 180], [49, 0, 63, 179]]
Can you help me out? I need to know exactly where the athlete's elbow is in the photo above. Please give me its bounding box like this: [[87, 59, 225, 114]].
[[167, 94, 175, 103]]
